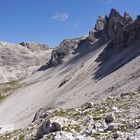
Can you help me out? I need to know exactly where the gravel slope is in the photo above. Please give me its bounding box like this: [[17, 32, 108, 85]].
[[0, 40, 139, 131]]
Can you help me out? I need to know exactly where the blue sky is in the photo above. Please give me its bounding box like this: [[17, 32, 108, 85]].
[[0, 0, 139, 47]]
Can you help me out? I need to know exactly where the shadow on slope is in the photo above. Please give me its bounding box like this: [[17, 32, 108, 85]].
[[38, 38, 103, 71], [62, 39, 102, 68], [93, 41, 140, 80], [93, 17, 140, 80]]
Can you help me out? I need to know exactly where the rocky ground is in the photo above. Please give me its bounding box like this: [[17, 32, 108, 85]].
[[0, 91, 139, 140]]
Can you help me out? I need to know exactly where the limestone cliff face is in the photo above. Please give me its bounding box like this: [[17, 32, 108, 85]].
[[89, 8, 133, 43], [46, 36, 88, 68], [97, 15, 140, 63]]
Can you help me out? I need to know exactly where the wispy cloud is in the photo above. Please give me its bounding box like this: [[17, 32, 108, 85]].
[[51, 12, 69, 22], [73, 20, 81, 28]]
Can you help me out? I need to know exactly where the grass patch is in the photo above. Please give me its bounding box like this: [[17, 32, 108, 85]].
[[20, 51, 28, 54], [19, 134, 24, 140], [0, 81, 21, 93], [0, 94, 6, 101], [0, 86, 21, 93]]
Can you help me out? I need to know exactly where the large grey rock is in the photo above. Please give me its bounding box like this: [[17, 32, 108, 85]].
[[111, 132, 120, 139], [36, 120, 51, 139], [36, 120, 61, 139], [105, 113, 115, 124]]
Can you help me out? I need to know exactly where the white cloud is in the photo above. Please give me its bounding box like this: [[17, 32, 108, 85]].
[[51, 12, 69, 22]]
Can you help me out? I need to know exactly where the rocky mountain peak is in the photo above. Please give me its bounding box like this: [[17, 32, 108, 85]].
[[124, 12, 133, 23], [103, 8, 132, 40], [109, 8, 122, 19], [94, 16, 105, 31], [88, 9, 133, 42]]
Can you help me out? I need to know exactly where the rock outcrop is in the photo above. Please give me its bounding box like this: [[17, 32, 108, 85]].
[[96, 15, 140, 63], [89, 8, 133, 43], [36, 120, 61, 139], [44, 36, 88, 68], [103, 8, 132, 40]]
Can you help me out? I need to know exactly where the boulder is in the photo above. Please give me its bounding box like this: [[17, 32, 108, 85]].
[[111, 132, 120, 139], [51, 122, 62, 132], [84, 102, 94, 109], [36, 120, 51, 139], [105, 113, 115, 124], [32, 108, 49, 122], [36, 120, 62, 139]]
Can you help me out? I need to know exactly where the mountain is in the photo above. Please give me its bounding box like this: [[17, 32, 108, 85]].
[[0, 42, 52, 83], [0, 9, 140, 139]]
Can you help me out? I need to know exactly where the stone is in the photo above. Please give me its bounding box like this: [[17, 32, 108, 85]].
[[95, 122, 106, 132], [32, 108, 49, 122], [36, 120, 51, 139], [36, 120, 61, 139], [111, 132, 120, 139], [52, 131, 93, 140], [51, 122, 62, 132], [84, 102, 94, 109], [82, 115, 95, 135], [105, 113, 115, 124], [112, 106, 119, 113], [107, 123, 120, 131]]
